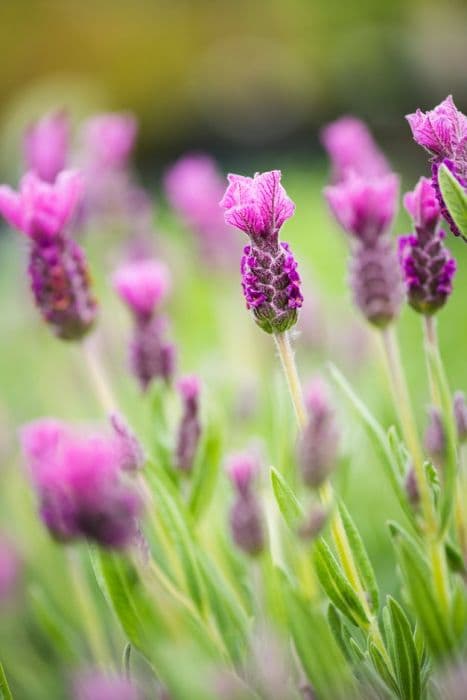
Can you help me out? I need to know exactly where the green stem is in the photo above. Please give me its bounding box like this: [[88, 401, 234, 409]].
[[0, 662, 13, 700], [67, 549, 113, 669], [273, 331, 391, 667]]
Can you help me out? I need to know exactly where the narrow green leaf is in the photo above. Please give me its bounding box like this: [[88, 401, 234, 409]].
[[329, 364, 413, 523], [387, 597, 421, 700], [0, 662, 13, 700], [313, 539, 370, 627], [270, 466, 304, 529], [445, 540, 466, 575], [438, 163, 467, 240], [337, 501, 379, 612], [368, 642, 398, 696], [328, 605, 352, 662], [30, 586, 78, 661], [189, 420, 222, 522]]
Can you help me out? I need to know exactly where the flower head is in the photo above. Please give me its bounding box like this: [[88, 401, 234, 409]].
[[24, 110, 69, 183], [21, 420, 142, 548], [175, 374, 202, 474], [227, 452, 264, 557], [226, 452, 258, 497], [0, 170, 83, 239], [403, 176, 440, 233], [406, 95, 467, 161], [325, 173, 399, 244], [453, 391, 467, 443], [81, 113, 137, 170], [113, 259, 171, 319], [320, 116, 390, 183]]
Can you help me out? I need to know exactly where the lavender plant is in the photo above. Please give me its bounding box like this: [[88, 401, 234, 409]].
[[1, 99, 467, 700]]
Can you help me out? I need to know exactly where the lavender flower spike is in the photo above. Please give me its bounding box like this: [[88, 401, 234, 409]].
[[0, 170, 97, 340], [399, 177, 456, 314], [220, 170, 303, 333], [325, 173, 403, 327], [406, 96, 467, 239], [227, 453, 265, 556], [175, 375, 202, 474], [24, 110, 69, 183]]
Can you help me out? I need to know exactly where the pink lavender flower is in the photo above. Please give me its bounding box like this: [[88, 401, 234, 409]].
[[21, 420, 142, 548], [320, 116, 390, 183], [0, 536, 21, 604], [324, 173, 403, 327], [73, 671, 140, 700], [113, 259, 175, 390], [227, 452, 264, 556], [175, 375, 202, 474], [297, 378, 339, 488], [81, 113, 137, 171], [0, 171, 97, 339], [406, 96, 467, 239], [398, 177, 456, 314], [164, 153, 237, 263], [24, 110, 70, 183], [220, 170, 303, 334]]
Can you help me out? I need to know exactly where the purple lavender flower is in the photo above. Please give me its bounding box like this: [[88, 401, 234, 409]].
[[227, 453, 265, 557], [398, 177, 456, 314], [24, 110, 69, 183], [174, 375, 202, 474], [454, 391, 467, 443], [164, 153, 238, 264], [406, 96, 467, 238], [424, 407, 446, 467], [325, 173, 403, 327], [320, 116, 390, 183], [81, 113, 137, 171], [0, 536, 21, 604], [110, 412, 146, 472], [0, 170, 97, 340], [73, 671, 140, 700], [297, 378, 339, 488], [220, 170, 303, 334], [21, 420, 142, 549], [114, 259, 175, 390]]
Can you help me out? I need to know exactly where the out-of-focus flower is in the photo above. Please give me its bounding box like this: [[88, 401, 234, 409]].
[[110, 413, 146, 472], [399, 177, 456, 314], [320, 116, 390, 183], [113, 259, 175, 390], [325, 173, 402, 327], [164, 153, 237, 264], [298, 505, 329, 540], [227, 452, 264, 556], [406, 96, 467, 239], [297, 378, 339, 488], [73, 671, 140, 700], [21, 420, 142, 549], [453, 391, 467, 443], [24, 110, 70, 183], [174, 375, 202, 474], [81, 113, 137, 171], [0, 536, 21, 604], [424, 407, 446, 467], [0, 171, 97, 340], [220, 170, 303, 334], [435, 661, 467, 700], [404, 466, 420, 508]]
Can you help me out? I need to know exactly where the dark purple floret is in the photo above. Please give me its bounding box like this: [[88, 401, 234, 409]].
[[229, 493, 265, 556], [130, 316, 172, 391]]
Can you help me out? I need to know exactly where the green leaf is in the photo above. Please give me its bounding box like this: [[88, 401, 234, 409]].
[[284, 585, 355, 700], [390, 526, 454, 659], [445, 540, 466, 575], [386, 597, 421, 700], [189, 420, 222, 522], [329, 364, 413, 523], [270, 466, 304, 529], [0, 662, 13, 700], [438, 163, 467, 240], [337, 501, 379, 613], [368, 642, 398, 696], [146, 466, 206, 612], [30, 585, 78, 661], [313, 539, 370, 627]]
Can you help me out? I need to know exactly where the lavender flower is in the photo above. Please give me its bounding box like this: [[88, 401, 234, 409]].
[[73, 671, 140, 700], [114, 259, 175, 390], [297, 378, 339, 488], [164, 153, 237, 263], [174, 375, 202, 475], [24, 110, 69, 183], [110, 412, 146, 472], [220, 170, 303, 334], [298, 505, 329, 541], [398, 177, 456, 314], [227, 453, 264, 556], [325, 173, 403, 327], [454, 391, 467, 443], [0, 170, 97, 340], [320, 116, 390, 183], [21, 420, 142, 549], [424, 407, 446, 467], [404, 467, 420, 509], [81, 113, 137, 171], [406, 96, 467, 239]]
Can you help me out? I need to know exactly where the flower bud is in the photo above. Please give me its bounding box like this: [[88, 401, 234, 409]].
[[174, 375, 202, 474], [424, 407, 446, 466], [298, 505, 329, 541], [110, 412, 145, 472], [404, 466, 420, 508], [227, 452, 265, 556], [24, 110, 69, 183], [453, 391, 467, 443]]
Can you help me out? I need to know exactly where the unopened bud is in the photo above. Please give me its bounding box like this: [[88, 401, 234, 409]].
[[298, 505, 329, 541], [454, 391, 467, 443], [424, 407, 446, 465], [404, 466, 420, 508]]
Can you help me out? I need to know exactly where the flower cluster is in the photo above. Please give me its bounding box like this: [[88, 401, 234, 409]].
[[227, 453, 265, 556], [398, 177, 456, 314], [220, 170, 303, 334], [406, 96, 467, 239], [0, 170, 97, 340], [114, 259, 175, 390], [20, 420, 142, 548]]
